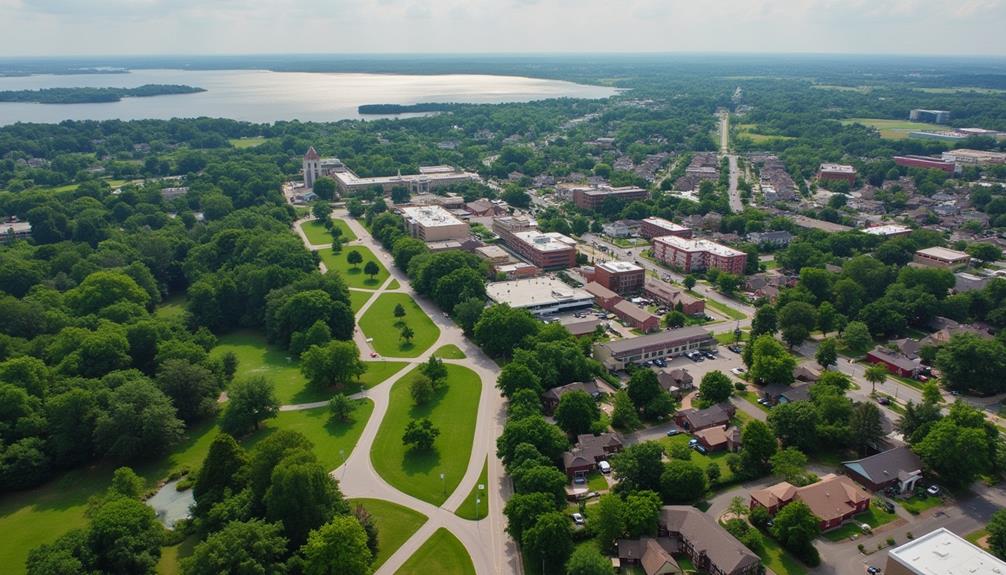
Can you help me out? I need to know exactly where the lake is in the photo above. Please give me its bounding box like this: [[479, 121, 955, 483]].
[[0, 68, 619, 125]]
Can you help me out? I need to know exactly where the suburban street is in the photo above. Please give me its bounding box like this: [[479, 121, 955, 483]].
[[720, 110, 743, 213]]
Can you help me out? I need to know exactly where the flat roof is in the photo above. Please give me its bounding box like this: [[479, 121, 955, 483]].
[[863, 224, 912, 236], [599, 326, 713, 354], [581, 186, 647, 197], [642, 217, 690, 232], [790, 215, 853, 233], [654, 235, 745, 257], [476, 245, 510, 258], [916, 247, 969, 261], [513, 231, 577, 252], [597, 260, 644, 273], [401, 205, 467, 228], [2, 221, 31, 233], [486, 277, 593, 309], [887, 528, 1006, 575], [330, 162, 479, 187], [943, 148, 1006, 160], [819, 163, 856, 173]]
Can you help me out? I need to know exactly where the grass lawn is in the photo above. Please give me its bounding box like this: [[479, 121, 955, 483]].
[[318, 245, 388, 289], [359, 293, 440, 358], [758, 531, 809, 575], [154, 293, 188, 321], [350, 290, 373, 312], [966, 528, 989, 548], [840, 118, 946, 140], [247, 400, 373, 470], [387, 279, 400, 289], [371, 364, 481, 506], [433, 344, 466, 359], [454, 459, 489, 520], [300, 218, 356, 245], [351, 499, 428, 570], [156, 535, 197, 575], [716, 330, 748, 345], [229, 136, 267, 148], [822, 502, 898, 541], [659, 434, 735, 484], [902, 494, 943, 515], [586, 470, 609, 492], [735, 123, 795, 143], [738, 390, 770, 413], [704, 297, 747, 320], [394, 528, 475, 575]]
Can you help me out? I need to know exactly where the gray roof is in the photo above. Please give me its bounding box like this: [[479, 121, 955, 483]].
[[599, 326, 712, 355], [843, 446, 923, 485], [660, 506, 761, 575], [544, 381, 601, 402]]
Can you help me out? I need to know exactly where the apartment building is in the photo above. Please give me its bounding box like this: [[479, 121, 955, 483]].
[[594, 261, 646, 295], [652, 235, 746, 275], [639, 216, 693, 240]]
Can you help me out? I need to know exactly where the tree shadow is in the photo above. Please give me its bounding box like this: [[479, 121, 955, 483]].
[[400, 447, 442, 477]]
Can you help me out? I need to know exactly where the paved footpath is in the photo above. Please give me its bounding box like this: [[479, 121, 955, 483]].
[[291, 213, 520, 575]]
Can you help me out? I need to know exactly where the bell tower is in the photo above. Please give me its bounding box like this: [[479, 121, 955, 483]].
[[303, 146, 321, 188]]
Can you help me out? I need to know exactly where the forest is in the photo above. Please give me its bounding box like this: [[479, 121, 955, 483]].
[[0, 85, 206, 104]]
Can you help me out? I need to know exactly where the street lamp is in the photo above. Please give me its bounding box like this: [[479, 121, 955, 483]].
[[477, 483, 485, 520], [440, 473, 446, 501]]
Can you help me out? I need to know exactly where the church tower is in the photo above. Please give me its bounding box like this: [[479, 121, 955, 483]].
[[303, 147, 320, 188]]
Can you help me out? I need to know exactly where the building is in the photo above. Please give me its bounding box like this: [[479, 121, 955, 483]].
[[495, 262, 539, 280], [913, 246, 970, 268], [843, 446, 923, 494], [747, 230, 793, 247], [617, 507, 761, 575], [909, 130, 969, 142], [508, 231, 577, 270], [602, 219, 641, 238], [1, 220, 31, 243], [474, 245, 511, 266], [543, 380, 602, 412], [594, 261, 646, 296], [863, 224, 912, 238], [572, 185, 648, 210], [652, 236, 747, 275], [303, 148, 479, 194], [674, 403, 735, 432], [909, 109, 951, 123], [790, 215, 853, 233], [643, 280, 705, 316], [560, 317, 603, 338], [585, 282, 623, 310], [750, 474, 870, 531], [465, 198, 504, 217], [866, 347, 920, 378], [640, 217, 693, 240], [656, 368, 693, 398], [694, 425, 741, 453], [942, 148, 1006, 168], [817, 163, 857, 184], [893, 155, 955, 174], [612, 300, 661, 333], [562, 432, 623, 479], [885, 528, 1006, 575], [486, 277, 594, 316], [302, 146, 321, 188], [955, 271, 989, 292], [593, 327, 715, 371], [400, 206, 470, 242], [160, 186, 189, 200]]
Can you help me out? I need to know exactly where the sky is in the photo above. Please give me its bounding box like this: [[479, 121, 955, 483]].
[[0, 0, 1004, 57]]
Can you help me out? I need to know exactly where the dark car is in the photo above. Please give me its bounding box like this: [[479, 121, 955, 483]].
[[728, 345, 742, 354], [867, 567, 881, 574], [876, 499, 895, 513], [876, 396, 891, 406]]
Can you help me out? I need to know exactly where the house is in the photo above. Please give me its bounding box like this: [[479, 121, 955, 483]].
[[643, 280, 705, 316], [793, 366, 820, 382], [843, 446, 923, 494], [613, 300, 661, 333], [747, 230, 793, 247], [602, 219, 641, 238], [616, 538, 679, 575], [750, 474, 871, 531], [543, 380, 602, 412], [777, 383, 813, 404], [560, 317, 602, 338], [656, 368, 693, 398], [694, 425, 741, 452], [674, 403, 735, 432], [562, 432, 624, 480], [866, 347, 919, 378]]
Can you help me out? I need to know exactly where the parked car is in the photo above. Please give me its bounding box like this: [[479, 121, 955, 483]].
[[728, 345, 742, 354], [666, 427, 682, 437], [653, 358, 667, 368], [598, 461, 611, 474], [867, 567, 881, 574], [702, 350, 716, 359], [571, 512, 585, 526], [573, 475, 586, 485], [927, 485, 941, 496], [688, 438, 699, 446], [731, 367, 746, 376], [876, 396, 891, 406], [693, 444, 708, 455]]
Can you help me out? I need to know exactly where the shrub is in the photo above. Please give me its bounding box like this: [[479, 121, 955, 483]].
[[749, 506, 771, 530]]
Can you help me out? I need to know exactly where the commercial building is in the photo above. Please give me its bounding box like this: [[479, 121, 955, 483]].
[[560, 317, 603, 338], [612, 300, 661, 333], [955, 271, 989, 292], [593, 327, 715, 370], [866, 346, 920, 378], [817, 163, 857, 184], [640, 217, 693, 240], [843, 446, 923, 494], [863, 224, 912, 238], [1, 220, 31, 243], [400, 206, 470, 242], [913, 246, 970, 268], [750, 474, 870, 531], [893, 155, 955, 174], [652, 235, 747, 275], [509, 231, 577, 270], [941, 148, 1006, 167], [495, 262, 539, 280], [303, 147, 480, 194], [594, 261, 646, 296], [643, 280, 705, 315], [572, 185, 648, 210], [474, 245, 510, 266], [909, 130, 968, 142], [909, 109, 951, 123], [486, 277, 593, 316], [885, 528, 1006, 575]]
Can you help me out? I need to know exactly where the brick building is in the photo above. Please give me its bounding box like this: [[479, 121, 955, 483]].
[[817, 163, 857, 184], [652, 236, 746, 275], [572, 185, 648, 210], [639, 217, 693, 240], [643, 280, 705, 315], [594, 261, 646, 295]]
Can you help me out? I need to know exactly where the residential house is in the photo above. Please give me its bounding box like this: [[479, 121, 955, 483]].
[[562, 432, 624, 480], [543, 380, 602, 413], [602, 219, 641, 238], [585, 281, 623, 310], [843, 446, 924, 494], [750, 474, 871, 531], [674, 403, 735, 432], [613, 299, 661, 333], [657, 368, 693, 399], [560, 317, 602, 338], [865, 347, 920, 378], [643, 280, 705, 316], [747, 231, 793, 248], [694, 425, 741, 453]]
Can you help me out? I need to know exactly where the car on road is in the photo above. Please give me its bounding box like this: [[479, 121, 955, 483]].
[[876, 396, 891, 406], [730, 367, 746, 376], [571, 512, 585, 526], [370, 352, 379, 358], [867, 567, 881, 574], [927, 485, 941, 496], [666, 428, 682, 437]]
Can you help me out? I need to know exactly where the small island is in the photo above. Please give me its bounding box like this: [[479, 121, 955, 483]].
[[358, 102, 454, 115], [0, 84, 206, 104]]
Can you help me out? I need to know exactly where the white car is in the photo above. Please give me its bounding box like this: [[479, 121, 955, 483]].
[[731, 367, 746, 376], [571, 512, 585, 526]]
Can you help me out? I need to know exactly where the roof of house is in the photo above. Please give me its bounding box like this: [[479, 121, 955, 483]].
[[887, 527, 1006, 575], [641, 538, 678, 575], [750, 482, 799, 509], [780, 383, 813, 403], [843, 446, 923, 486], [867, 347, 919, 372], [613, 299, 659, 324], [656, 368, 693, 392], [677, 403, 733, 429], [560, 317, 602, 337], [660, 506, 761, 575], [562, 432, 623, 469], [585, 281, 621, 302], [793, 366, 820, 382], [794, 474, 871, 523], [543, 381, 601, 403], [694, 425, 739, 448]]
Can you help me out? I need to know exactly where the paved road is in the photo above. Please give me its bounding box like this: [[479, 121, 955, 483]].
[[719, 111, 743, 213], [292, 214, 518, 575]]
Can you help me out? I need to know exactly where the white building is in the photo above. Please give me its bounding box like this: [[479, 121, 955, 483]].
[[400, 206, 470, 242], [863, 224, 912, 238], [302, 148, 480, 195], [885, 528, 1006, 575], [486, 277, 594, 316]]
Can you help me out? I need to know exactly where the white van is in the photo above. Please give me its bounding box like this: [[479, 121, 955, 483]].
[[598, 461, 611, 474]]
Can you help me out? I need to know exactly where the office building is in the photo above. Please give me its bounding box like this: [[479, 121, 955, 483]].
[[302, 148, 479, 194], [893, 155, 955, 174], [817, 163, 857, 184], [909, 109, 951, 123], [913, 246, 970, 268], [942, 148, 1006, 167], [486, 277, 593, 316], [639, 217, 693, 239], [400, 206, 470, 242], [594, 261, 646, 295], [509, 231, 577, 270], [652, 235, 747, 275], [863, 224, 912, 238], [492, 215, 537, 243], [572, 185, 648, 210], [885, 528, 1006, 575], [593, 327, 715, 370]]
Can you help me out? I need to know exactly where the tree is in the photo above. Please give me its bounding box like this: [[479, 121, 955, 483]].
[[748, 335, 796, 386], [936, 333, 1006, 395], [302, 516, 373, 575], [683, 275, 697, 290], [156, 359, 218, 424], [329, 394, 354, 422], [914, 418, 990, 487], [661, 460, 708, 504], [220, 376, 279, 436], [410, 374, 435, 405], [555, 391, 600, 436], [611, 441, 665, 493], [474, 304, 540, 358], [987, 509, 1006, 561], [849, 402, 885, 455], [728, 496, 749, 519], [770, 447, 809, 484], [399, 324, 415, 344], [221, 351, 239, 383], [503, 492, 556, 542], [265, 452, 346, 547], [592, 494, 626, 552], [922, 381, 942, 405], [751, 305, 778, 337], [771, 501, 820, 563], [967, 243, 1002, 265], [778, 301, 818, 348], [312, 200, 332, 225], [664, 310, 687, 328], [627, 369, 674, 419], [300, 340, 367, 390], [87, 497, 164, 575], [452, 297, 485, 336], [513, 463, 568, 507], [817, 301, 839, 335], [312, 177, 337, 200], [393, 303, 406, 321], [497, 416, 569, 465], [611, 390, 642, 431], [864, 365, 887, 394], [182, 520, 288, 575], [363, 260, 380, 280], [509, 389, 543, 420], [522, 512, 573, 573], [739, 420, 777, 477], [769, 401, 820, 452], [347, 250, 363, 269], [623, 490, 662, 538], [698, 371, 733, 404], [353, 504, 379, 559], [402, 418, 440, 451], [94, 379, 185, 461], [566, 545, 614, 575], [496, 362, 543, 398], [247, 430, 313, 505], [706, 462, 722, 484], [841, 320, 873, 356], [420, 356, 447, 385], [193, 434, 248, 516], [815, 338, 838, 370]]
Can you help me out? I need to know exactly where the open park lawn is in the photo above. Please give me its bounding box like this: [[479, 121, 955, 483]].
[[659, 434, 736, 485], [433, 344, 466, 359], [371, 364, 482, 506], [840, 118, 945, 140], [350, 290, 373, 312], [902, 494, 943, 515], [248, 400, 374, 470], [394, 528, 475, 575], [228, 136, 267, 148], [300, 218, 356, 245], [318, 245, 388, 289], [821, 501, 899, 541], [454, 458, 489, 520], [154, 293, 188, 321], [156, 536, 197, 575], [359, 293, 440, 358], [351, 499, 428, 569]]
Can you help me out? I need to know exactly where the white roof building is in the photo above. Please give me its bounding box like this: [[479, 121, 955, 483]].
[[886, 528, 1006, 575], [863, 224, 912, 237], [486, 277, 593, 316]]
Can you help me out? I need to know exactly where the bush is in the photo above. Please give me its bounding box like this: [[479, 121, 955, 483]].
[[749, 505, 771, 530], [857, 543, 865, 553], [886, 537, 896, 546], [794, 543, 821, 566], [734, 382, 746, 391]]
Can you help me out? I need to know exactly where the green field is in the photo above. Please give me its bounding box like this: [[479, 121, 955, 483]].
[[902, 494, 943, 515], [229, 136, 267, 148], [704, 297, 747, 320], [359, 293, 440, 358], [351, 499, 428, 569], [154, 293, 188, 321], [758, 531, 808, 575], [394, 528, 475, 575], [821, 501, 899, 541], [248, 400, 373, 470], [454, 459, 489, 520], [156, 535, 197, 575], [371, 364, 482, 506], [318, 245, 389, 289], [433, 344, 467, 359], [736, 123, 796, 143], [659, 434, 736, 485], [300, 218, 357, 245], [841, 118, 946, 140], [350, 290, 374, 312], [387, 279, 401, 290]]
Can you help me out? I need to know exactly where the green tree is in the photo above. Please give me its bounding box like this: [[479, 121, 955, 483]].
[[363, 260, 380, 280], [817, 301, 839, 335], [627, 369, 674, 419], [778, 301, 818, 348], [156, 359, 218, 424], [247, 430, 313, 506], [399, 324, 415, 343], [554, 390, 600, 436], [182, 520, 287, 575], [410, 374, 435, 405], [220, 376, 279, 436], [592, 494, 626, 552], [265, 451, 347, 547], [420, 356, 447, 385], [922, 381, 942, 405], [347, 250, 363, 269], [108, 467, 145, 500], [300, 340, 367, 390], [393, 303, 406, 321], [611, 441, 665, 493], [914, 418, 990, 486], [221, 351, 239, 383], [513, 463, 568, 507], [739, 419, 778, 477], [849, 401, 885, 455], [864, 365, 887, 394], [769, 401, 820, 452], [815, 338, 838, 370], [936, 333, 1006, 395], [328, 393, 354, 422], [565, 543, 615, 575], [193, 433, 248, 517], [623, 490, 662, 538], [65, 270, 151, 316], [611, 390, 642, 431], [503, 492, 556, 542], [683, 275, 697, 290], [664, 310, 687, 328], [312, 177, 337, 200], [94, 379, 185, 461], [698, 370, 733, 404], [474, 304, 540, 359], [987, 509, 1006, 561], [967, 243, 1002, 264], [748, 335, 796, 386], [312, 200, 332, 225], [841, 321, 873, 356], [87, 497, 164, 575], [497, 416, 569, 465], [771, 501, 820, 563], [452, 297, 485, 336], [770, 447, 809, 484], [706, 462, 722, 484], [402, 418, 440, 451], [496, 362, 543, 398], [661, 460, 708, 503], [302, 515, 373, 575], [751, 305, 778, 337], [522, 512, 573, 573]]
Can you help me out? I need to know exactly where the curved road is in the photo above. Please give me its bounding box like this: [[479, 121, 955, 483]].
[[292, 212, 519, 575]]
